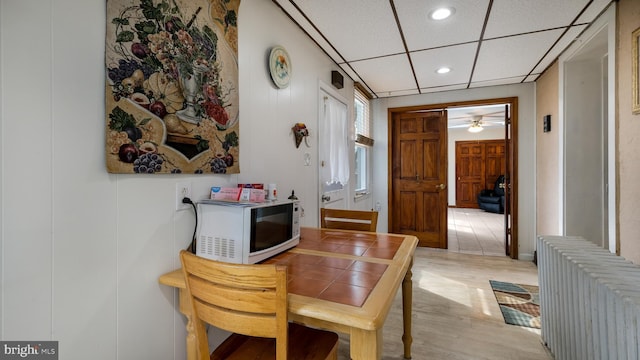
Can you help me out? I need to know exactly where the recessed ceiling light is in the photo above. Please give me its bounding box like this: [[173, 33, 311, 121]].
[[429, 7, 455, 20], [436, 67, 451, 74]]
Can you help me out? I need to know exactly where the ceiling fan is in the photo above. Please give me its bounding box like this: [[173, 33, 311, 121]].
[[448, 110, 505, 132], [468, 116, 484, 133]]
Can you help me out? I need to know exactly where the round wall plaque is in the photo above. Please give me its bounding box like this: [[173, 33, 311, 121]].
[[269, 46, 292, 89]]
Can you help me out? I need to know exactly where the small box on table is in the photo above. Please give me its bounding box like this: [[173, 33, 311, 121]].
[[210, 187, 242, 201]]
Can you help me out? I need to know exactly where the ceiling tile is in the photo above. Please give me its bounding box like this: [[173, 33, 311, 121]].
[[484, 0, 590, 39], [394, 0, 489, 51], [469, 76, 527, 88], [567, 26, 609, 62], [411, 42, 477, 88], [532, 25, 587, 74], [292, 0, 405, 61], [420, 83, 468, 94], [350, 54, 416, 94], [376, 89, 421, 98], [577, 0, 614, 23], [338, 65, 361, 84], [274, 0, 615, 97], [524, 74, 540, 82], [273, 0, 347, 64], [473, 29, 564, 83]]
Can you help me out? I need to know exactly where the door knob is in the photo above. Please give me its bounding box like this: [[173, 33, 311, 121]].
[[435, 183, 446, 190], [321, 195, 331, 202]]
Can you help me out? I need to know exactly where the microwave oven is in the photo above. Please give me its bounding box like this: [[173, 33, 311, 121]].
[[195, 199, 300, 264]]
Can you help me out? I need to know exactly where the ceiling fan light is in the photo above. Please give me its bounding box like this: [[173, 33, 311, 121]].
[[468, 123, 483, 133], [429, 7, 455, 20]]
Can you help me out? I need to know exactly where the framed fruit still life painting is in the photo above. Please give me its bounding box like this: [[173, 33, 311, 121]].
[[105, 0, 240, 174]]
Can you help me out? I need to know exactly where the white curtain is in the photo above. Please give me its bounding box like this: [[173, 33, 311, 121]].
[[320, 95, 349, 186]]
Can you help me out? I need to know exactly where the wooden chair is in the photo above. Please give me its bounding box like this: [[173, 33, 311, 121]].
[[320, 208, 379, 232], [179, 251, 339, 360]]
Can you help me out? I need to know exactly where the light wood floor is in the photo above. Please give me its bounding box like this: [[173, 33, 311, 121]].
[[336, 247, 551, 359], [448, 207, 506, 257]]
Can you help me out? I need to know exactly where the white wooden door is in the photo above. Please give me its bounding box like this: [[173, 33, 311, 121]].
[[318, 85, 349, 213]]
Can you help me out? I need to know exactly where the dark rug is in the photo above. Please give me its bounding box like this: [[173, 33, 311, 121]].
[[489, 280, 540, 329]]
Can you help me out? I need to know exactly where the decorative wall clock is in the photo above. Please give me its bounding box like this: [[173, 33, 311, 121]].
[[269, 46, 292, 89]]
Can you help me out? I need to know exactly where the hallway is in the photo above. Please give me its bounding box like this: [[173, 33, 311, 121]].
[[448, 207, 506, 257]]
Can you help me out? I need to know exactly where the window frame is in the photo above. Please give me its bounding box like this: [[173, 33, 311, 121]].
[[353, 85, 373, 199]]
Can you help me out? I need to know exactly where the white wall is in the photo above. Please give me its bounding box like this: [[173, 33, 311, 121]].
[[371, 84, 536, 260], [0, 0, 350, 358], [615, 0, 640, 263]]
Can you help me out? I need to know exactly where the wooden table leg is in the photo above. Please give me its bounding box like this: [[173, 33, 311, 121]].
[[350, 328, 383, 360], [178, 288, 197, 360], [402, 258, 414, 359]]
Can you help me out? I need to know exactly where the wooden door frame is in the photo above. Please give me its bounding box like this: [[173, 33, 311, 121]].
[[388, 97, 519, 259]]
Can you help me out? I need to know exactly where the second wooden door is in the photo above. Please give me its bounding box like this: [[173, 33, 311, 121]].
[[390, 110, 448, 248], [455, 140, 505, 208]]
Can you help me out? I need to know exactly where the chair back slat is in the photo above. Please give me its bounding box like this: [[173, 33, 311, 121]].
[[180, 251, 289, 359], [193, 298, 278, 337], [187, 275, 277, 314], [320, 208, 379, 232]]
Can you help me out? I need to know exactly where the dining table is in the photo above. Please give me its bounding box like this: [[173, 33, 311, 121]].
[[158, 226, 418, 360]]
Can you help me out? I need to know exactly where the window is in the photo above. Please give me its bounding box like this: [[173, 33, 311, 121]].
[[354, 85, 373, 196], [354, 144, 368, 192]]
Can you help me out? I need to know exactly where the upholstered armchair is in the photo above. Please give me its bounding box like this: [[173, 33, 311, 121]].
[[477, 175, 505, 214]]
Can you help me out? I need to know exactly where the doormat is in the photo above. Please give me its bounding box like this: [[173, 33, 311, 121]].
[[489, 280, 540, 329]]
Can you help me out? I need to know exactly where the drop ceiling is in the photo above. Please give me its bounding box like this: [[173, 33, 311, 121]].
[[272, 0, 614, 99]]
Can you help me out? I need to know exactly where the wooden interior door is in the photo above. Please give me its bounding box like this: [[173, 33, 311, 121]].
[[455, 142, 485, 208], [455, 140, 505, 208], [390, 110, 448, 248], [484, 140, 506, 188]]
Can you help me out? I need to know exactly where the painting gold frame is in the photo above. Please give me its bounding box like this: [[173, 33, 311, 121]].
[[633, 27, 640, 114]]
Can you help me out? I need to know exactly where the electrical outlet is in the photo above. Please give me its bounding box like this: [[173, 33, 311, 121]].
[[176, 182, 192, 211]]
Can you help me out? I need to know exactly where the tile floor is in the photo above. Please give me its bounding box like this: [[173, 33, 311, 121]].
[[448, 207, 506, 257]]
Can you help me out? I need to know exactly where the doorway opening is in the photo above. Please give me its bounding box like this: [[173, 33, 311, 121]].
[[388, 97, 519, 259], [559, 7, 616, 253], [449, 104, 508, 257]]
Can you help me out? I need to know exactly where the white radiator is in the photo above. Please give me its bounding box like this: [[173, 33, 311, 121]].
[[537, 235, 640, 360]]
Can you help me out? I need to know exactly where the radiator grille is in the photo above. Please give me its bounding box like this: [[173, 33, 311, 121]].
[[537, 235, 640, 360]]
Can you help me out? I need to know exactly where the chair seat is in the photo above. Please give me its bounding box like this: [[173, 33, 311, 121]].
[[477, 175, 505, 214], [477, 195, 502, 204], [320, 208, 378, 232], [211, 322, 339, 360]]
